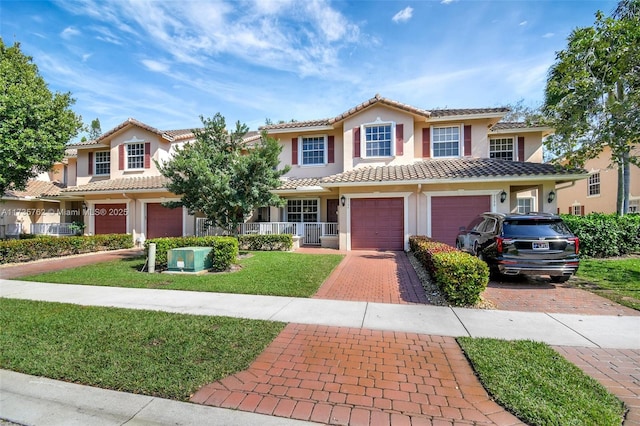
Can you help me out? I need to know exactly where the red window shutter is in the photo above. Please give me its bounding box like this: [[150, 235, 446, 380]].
[[353, 127, 361, 158], [422, 127, 430, 158], [88, 152, 93, 175], [568, 207, 572, 214], [518, 137, 525, 162], [328, 136, 335, 164], [291, 138, 298, 165], [580, 206, 585, 216], [144, 142, 151, 168], [464, 125, 472, 156], [395, 124, 404, 156], [118, 145, 125, 170]]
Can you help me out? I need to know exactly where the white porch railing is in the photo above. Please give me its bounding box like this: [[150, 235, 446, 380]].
[[195, 219, 338, 245], [31, 223, 76, 236]]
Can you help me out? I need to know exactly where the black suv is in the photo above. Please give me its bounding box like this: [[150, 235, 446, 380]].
[[456, 212, 579, 282]]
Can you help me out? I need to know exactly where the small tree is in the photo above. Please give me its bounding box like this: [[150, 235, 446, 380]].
[[0, 39, 82, 195], [88, 118, 102, 140], [158, 113, 290, 233]]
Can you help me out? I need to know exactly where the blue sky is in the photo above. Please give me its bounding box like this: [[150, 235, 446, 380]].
[[2, 0, 618, 138]]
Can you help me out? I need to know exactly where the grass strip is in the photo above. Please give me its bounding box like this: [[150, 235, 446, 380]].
[[457, 337, 625, 426], [18, 251, 344, 297], [574, 257, 640, 311], [0, 298, 285, 401]]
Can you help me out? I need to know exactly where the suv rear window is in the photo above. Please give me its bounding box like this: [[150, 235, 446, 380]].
[[502, 219, 573, 237]]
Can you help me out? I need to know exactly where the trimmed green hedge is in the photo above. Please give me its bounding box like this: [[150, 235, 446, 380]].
[[410, 236, 489, 306], [0, 234, 134, 264], [238, 234, 292, 251], [144, 236, 238, 272], [561, 213, 640, 258]]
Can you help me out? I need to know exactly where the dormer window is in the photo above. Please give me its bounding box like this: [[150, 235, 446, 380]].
[[300, 136, 326, 165], [360, 118, 394, 158]]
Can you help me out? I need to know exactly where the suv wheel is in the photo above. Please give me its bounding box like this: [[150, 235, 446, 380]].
[[550, 276, 570, 283]]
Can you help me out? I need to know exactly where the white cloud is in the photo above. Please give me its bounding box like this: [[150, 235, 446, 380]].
[[81, 53, 92, 62], [542, 32, 554, 38], [519, 20, 528, 26], [141, 59, 170, 73], [441, 0, 456, 4], [392, 6, 414, 23], [61, 26, 80, 39]]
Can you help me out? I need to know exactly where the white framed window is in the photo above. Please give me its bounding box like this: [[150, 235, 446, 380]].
[[432, 126, 460, 158], [572, 205, 583, 216], [362, 122, 393, 158], [588, 172, 601, 196], [94, 151, 110, 175], [286, 199, 318, 222], [126, 143, 145, 170], [517, 197, 534, 214], [300, 136, 326, 165], [489, 138, 514, 161], [629, 200, 638, 213]]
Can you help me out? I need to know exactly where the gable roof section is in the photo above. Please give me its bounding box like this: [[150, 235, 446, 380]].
[[62, 176, 170, 194], [3, 180, 64, 199], [318, 158, 587, 187], [260, 95, 509, 132]]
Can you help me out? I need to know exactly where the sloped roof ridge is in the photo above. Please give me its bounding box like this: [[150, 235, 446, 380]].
[[329, 94, 432, 124]]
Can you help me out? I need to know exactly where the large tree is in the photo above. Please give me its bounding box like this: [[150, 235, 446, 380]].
[[543, 1, 639, 214], [0, 39, 82, 195], [158, 113, 290, 233]]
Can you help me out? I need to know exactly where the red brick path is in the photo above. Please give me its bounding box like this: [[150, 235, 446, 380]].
[[192, 324, 524, 425], [313, 251, 429, 305]]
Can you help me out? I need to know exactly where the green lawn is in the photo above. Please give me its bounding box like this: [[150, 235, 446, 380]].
[[19, 251, 344, 298], [574, 257, 640, 311], [0, 298, 285, 401], [458, 337, 625, 426]]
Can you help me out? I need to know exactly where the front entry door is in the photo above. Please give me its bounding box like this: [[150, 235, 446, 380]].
[[327, 199, 339, 223]]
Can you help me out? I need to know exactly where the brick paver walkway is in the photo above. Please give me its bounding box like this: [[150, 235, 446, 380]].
[[483, 279, 640, 316], [191, 323, 524, 425], [313, 251, 429, 305]]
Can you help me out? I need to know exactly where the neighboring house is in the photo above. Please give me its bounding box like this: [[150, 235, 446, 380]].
[[3, 95, 588, 250], [0, 151, 79, 238], [557, 145, 640, 215]]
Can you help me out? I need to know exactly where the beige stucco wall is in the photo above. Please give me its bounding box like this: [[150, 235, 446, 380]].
[[274, 130, 344, 179], [558, 146, 640, 214]]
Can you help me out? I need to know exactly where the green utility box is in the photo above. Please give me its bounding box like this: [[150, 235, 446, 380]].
[[167, 247, 212, 273]]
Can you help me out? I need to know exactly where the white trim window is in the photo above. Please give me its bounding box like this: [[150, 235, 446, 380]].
[[629, 200, 639, 213], [126, 143, 145, 170], [588, 172, 601, 196], [300, 136, 326, 165], [489, 138, 514, 161], [517, 197, 534, 214], [363, 122, 393, 158], [432, 126, 460, 158], [94, 151, 110, 175], [286, 199, 318, 222], [572, 205, 583, 216]]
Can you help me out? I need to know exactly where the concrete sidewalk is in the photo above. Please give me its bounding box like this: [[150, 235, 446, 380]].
[[2, 280, 639, 349]]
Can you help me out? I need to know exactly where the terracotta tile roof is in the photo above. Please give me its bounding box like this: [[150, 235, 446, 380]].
[[260, 95, 509, 131], [430, 108, 509, 118], [277, 177, 324, 191], [3, 180, 64, 199], [63, 175, 170, 193], [319, 158, 586, 185], [490, 122, 552, 132]]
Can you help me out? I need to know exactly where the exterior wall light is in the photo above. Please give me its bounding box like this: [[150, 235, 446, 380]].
[[547, 191, 556, 203], [340, 195, 346, 207], [500, 190, 507, 203]]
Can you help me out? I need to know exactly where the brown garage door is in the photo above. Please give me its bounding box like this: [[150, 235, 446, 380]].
[[147, 203, 183, 239], [351, 198, 404, 250], [431, 195, 491, 246], [94, 203, 126, 234]]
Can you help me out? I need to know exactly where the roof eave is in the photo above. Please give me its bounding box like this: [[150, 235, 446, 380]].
[[428, 112, 506, 122], [264, 125, 335, 134], [62, 188, 170, 195], [319, 173, 590, 188], [489, 126, 554, 135]]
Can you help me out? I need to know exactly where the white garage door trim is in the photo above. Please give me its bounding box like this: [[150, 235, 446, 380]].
[[345, 192, 412, 251], [424, 190, 501, 240]]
